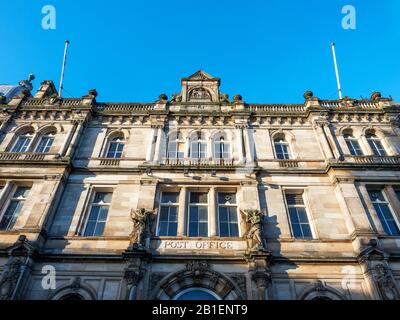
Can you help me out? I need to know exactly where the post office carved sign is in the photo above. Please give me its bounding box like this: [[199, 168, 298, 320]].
[[153, 240, 247, 252]]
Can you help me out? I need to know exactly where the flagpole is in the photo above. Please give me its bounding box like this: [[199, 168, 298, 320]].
[[330, 42, 343, 100], [59, 40, 70, 98]]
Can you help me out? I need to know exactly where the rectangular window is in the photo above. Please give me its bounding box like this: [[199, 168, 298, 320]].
[[368, 189, 400, 236], [191, 142, 207, 159], [275, 142, 290, 160], [285, 191, 313, 239], [188, 192, 208, 237], [158, 192, 179, 236], [35, 136, 55, 153], [83, 192, 112, 237], [0, 186, 30, 231], [218, 193, 239, 237]]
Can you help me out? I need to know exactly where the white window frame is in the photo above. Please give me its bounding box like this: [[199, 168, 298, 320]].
[[167, 133, 185, 160], [35, 133, 55, 153], [343, 134, 363, 156], [105, 136, 125, 159], [190, 133, 207, 159], [217, 192, 240, 238], [368, 188, 400, 236], [80, 190, 113, 237], [366, 134, 387, 156], [11, 133, 34, 153], [274, 138, 291, 160], [283, 189, 315, 239], [213, 136, 231, 160], [187, 191, 209, 237], [0, 185, 30, 231], [156, 191, 180, 237]]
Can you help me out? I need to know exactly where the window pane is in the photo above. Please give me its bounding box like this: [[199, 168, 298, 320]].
[[189, 207, 198, 222], [230, 223, 239, 237], [296, 207, 309, 223], [83, 222, 96, 237], [288, 207, 299, 223], [291, 223, 302, 238], [219, 207, 228, 222], [169, 207, 178, 221], [198, 223, 208, 237], [94, 222, 105, 236], [13, 187, 30, 198], [158, 222, 168, 236], [88, 206, 100, 221], [198, 207, 208, 221], [94, 192, 112, 204], [190, 193, 208, 204], [218, 193, 236, 204], [219, 223, 229, 237], [98, 207, 109, 221], [189, 222, 198, 237], [161, 192, 179, 203], [286, 194, 304, 206], [300, 223, 313, 238]]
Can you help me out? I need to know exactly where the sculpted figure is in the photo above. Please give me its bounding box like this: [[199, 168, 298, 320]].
[[130, 208, 154, 246], [0, 259, 22, 300], [241, 209, 265, 251]]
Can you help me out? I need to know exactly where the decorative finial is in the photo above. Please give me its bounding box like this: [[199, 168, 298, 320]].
[[303, 90, 314, 100]]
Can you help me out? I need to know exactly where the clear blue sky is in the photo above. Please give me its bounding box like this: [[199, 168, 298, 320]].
[[0, 0, 399, 103]]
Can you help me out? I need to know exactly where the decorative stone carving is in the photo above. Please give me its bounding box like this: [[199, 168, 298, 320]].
[[303, 90, 314, 100], [220, 93, 230, 104], [241, 209, 265, 251], [189, 88, 211, 101], [186, 260, 210, 274], [124, 258, 144, 288], [233, 94, 243, 103], [372, 264, 399, 300], [70, 277, 82, 291], [0, 259, 22, 300], [130, 208, 155, 247], [170, 93, 182, 103], [371, 91, 382, 101], [157, 94, 168, 103], [229, 274, 247, 299]]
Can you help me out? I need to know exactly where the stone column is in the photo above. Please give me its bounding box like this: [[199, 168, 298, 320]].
[[153, 126, 164, 163], [323, 124, 342, 159], [145, 127, 157, 162], [312, 120, 334, 160], [65, 120, 85, 158], [360, 134, 374, 156], [209, 187, 217, 237], [177, 187, 187, 237], [235, 126, 245, 163], [243, 127, 254, 163]]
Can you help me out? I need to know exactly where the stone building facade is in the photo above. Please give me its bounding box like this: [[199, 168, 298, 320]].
[[0, 70, 400, 300]]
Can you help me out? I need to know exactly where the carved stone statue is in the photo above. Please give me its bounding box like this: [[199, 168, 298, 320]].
[[373, 263, 399, 300], [189, 87, 211, 101], [170, 93, 182, 103], [241, 209, 265, 251], [0, 259, 22, 300], [130, 208, 154, 247], [220, 93, 230, 104]]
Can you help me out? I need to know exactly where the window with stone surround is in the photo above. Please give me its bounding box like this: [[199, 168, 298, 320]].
[[188, 192, 209, 237], [0, 186, 30, 231], [190, 132, 207, 160], [167, 131, 185, 160], [35, 133, 55, 153], [213, 135, 230, 160], [157, 192, 179, 236], [284, 191, 313, 239], [367, 188, 400, 236], [274, 137, 291, 160], [366, 133, 387, 156], [217, 192, 239, 237], [106, 136, 125, 159], [81, 192, 113, 237], [343, 132, 363, 156], [11, 133, 33, 153]]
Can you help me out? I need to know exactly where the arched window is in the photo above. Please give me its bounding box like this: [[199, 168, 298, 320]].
[[167, 131, 185, 160], [106, 136, 125, 159], [366, 132, 387, 156], [343, 132, 363, 156], [35, 133, 55, 153], [190, 132, 207, 159], [213, 135, 230, 160], [274, 137, 291, 160], [173, 288, 221, 300], [11, 132, 34, 153]]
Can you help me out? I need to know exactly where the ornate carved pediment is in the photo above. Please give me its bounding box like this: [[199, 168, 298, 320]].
[[185, 70, 215, 81], [188, 87, 212, 102]]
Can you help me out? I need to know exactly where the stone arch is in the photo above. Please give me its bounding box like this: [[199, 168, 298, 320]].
[[37, 124, 58, 135], [270, 129, 296, 159], [298, 281, 346, 300], [150, 261, 245, 300], [188, 87, 213, 102], [50, 278, 97, 300]]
